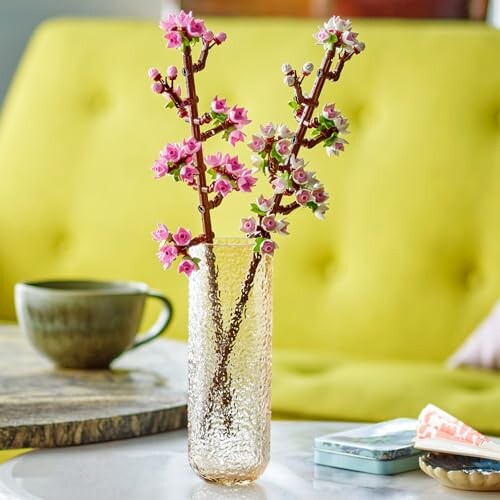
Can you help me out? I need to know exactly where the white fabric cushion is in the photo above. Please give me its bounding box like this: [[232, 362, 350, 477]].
[[448, 300, 500, 370]]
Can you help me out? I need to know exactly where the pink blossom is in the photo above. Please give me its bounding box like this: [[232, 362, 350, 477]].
[[326, 138, 348, 157], [248, 135, 265, 153], [224, 154, 244, 176], [260, 122, 276, 138], [322, 104, 340, 120], [178, 259, 197, 277], [182, 137, 201, 155], [229, 105, 251, 125], [172, 227, 192, 246], [180, 164, 197, 184], [159, 14, 177, 32], [314, 29, 329, 44], [215, 32, 227, 44], [213, 177, 232, 197], [205, 152, 224, 167], [276, 220, 290, 235], [313, 188, 329, 204], [176, 10, 193, 28], [203, 31, 214, 42], [261, 239, 277, 256], [151, 82, 164, 94], [162, 143, 182, 163], [240, 217, 256, 234], [187, 18, 206, 38], [334, 115, 349, 134], [228, 129, 245, 147], [290, 155, 305, 170], [257, 195, 274, 212], [296, 189, 313, 206], [152, 223, 169, 241], [148, 68, 161, 81], [262, 215, 277, 232], [275, 139, 291, 156], [277, 124, 294, 139], [272, 177, 287, 194], [342, 31, 359, 47], [166, 65, 178, 79], [292, 167, 309, 185], [237, 173, 257, 192], [315, 204, 329, 220], [324, 15, 351, 33], [164, 31, 183, 49], [152, 160, 167, 179], [211, 96, 229, 114], [157, 245, 178, 270]]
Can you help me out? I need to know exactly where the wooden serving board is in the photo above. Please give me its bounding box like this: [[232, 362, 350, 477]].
[[0, 325, 188, 449]]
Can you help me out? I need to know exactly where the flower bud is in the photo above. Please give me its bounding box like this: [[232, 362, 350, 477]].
[[148, 67, 161, 81], [302, 62, 314, 74], [284, 75, 295, 87], [281, 63, 292, 74], [203, 30, 214, 42], [166, 65, 178, 80], [215, 32, 227, 44], [151, 81, 164, 94]]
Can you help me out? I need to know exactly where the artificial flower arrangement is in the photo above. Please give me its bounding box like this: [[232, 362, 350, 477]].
[[149, 11, 364, 277], [147, 11, 364, 484]]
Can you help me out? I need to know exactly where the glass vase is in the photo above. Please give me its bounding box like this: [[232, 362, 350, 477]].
[[187, 239, 272, 485]]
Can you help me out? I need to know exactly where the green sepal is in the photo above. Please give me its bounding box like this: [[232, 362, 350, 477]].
[[307, 201, 319, 212], [164, 101, 175, 109], [172, 168, 181, 182], [323, 133, 338, 147]]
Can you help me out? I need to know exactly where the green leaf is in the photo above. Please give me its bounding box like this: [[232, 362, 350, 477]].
[[324, 133, 338, 147], [172, 169, 181, 182], [253, 237, 265, 253], [271, 147, 283, 163], [210, 111, 227, 124], [164, 101, 175, 109], [206, 168, 217, 179], [288, 100, 299, 111], [191, 257, 201, 265], [250, 203, 266, 216], [307, 201, 319, 212]]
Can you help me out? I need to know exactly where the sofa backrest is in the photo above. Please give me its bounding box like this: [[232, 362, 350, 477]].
[[0, 18, 499, 362]]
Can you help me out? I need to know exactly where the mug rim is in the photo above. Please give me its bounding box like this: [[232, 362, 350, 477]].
[[15, 279, 149, 295]]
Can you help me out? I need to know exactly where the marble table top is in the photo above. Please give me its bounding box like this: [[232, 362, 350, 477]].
[[0, 420, 484, 499]]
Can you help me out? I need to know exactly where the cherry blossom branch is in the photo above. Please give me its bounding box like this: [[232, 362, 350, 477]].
[[302, 125, 338, 149], [200, 119, 234, 141]]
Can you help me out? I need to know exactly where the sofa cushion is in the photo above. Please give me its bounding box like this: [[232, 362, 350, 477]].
[[273, 351, 500, 434]]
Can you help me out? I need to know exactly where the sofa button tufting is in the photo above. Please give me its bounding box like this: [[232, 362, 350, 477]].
[[463, 268, 481, 290], [85, 91, 109, 114]]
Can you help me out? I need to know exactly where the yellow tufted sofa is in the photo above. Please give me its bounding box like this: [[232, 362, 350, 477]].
[[1, 17, 500, 448]]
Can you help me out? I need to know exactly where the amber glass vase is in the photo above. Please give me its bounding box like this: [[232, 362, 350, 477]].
[[187, 239, 272, 485]]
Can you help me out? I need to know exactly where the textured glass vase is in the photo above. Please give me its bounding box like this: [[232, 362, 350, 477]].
[[188, 239, 272, 485]]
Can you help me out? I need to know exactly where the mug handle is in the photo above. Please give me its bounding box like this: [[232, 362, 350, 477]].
[[129, 290, 173, 350]]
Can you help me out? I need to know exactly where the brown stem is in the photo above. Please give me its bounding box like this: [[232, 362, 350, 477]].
[[277, 201, 299, 215], [193, 41, 210, 72], [200, 119, 234, 141], [302, 125, 338, 149], [208, 193, 223, 209], [183, 46, 214, 242], [205, 252, 262, 421]]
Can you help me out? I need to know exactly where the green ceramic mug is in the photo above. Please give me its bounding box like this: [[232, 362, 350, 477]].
[[15, 280, 173, 369]]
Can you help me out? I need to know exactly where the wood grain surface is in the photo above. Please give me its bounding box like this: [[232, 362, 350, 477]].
[[0, 325, 188, 449]]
